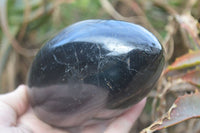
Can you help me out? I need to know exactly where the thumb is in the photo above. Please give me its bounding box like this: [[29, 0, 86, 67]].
[[0, 85, 29, 126]]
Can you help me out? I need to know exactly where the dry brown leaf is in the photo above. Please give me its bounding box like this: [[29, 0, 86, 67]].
[[181, 68, 200, 87], [175, 13, 200, 47], [164, 50, 200, 74], [141, 91, 200, 133]]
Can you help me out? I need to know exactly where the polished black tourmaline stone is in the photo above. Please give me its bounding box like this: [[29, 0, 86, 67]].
[[28, 20, 164, 128]]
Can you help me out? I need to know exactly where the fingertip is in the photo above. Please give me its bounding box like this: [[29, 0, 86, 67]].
[[104, 98, 146, 133], [0, 85, 29, 116], [123, 98, 146, 122], [17, 84, 27, 91]]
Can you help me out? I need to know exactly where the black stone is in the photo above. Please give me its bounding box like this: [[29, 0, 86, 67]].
[[28, 20, 164, 128]]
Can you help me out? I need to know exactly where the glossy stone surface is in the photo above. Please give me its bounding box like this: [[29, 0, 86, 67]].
[[28, 20, 164, 128]]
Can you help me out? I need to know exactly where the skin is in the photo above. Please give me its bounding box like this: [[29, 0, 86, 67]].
[[0, 85, 146, 133]]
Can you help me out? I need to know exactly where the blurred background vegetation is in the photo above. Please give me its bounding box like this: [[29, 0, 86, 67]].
[[0, 0, 200, 132]]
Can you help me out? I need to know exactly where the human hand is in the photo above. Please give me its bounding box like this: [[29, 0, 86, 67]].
[[0, 85, 146, 133]]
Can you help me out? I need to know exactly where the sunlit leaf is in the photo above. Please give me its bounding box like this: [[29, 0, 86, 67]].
[[140, 91, 200, 133], [181, 69, 200, 87], [164, 50, 200, 74]]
